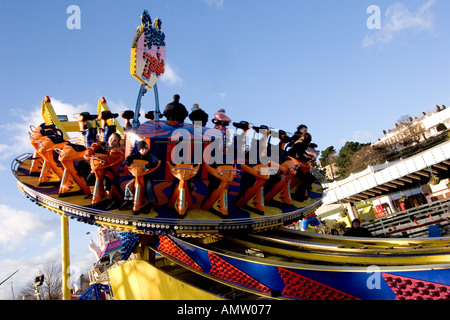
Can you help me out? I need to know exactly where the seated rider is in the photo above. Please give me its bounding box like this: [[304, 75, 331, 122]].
[[286, 124, 308, 149], [84, 132, 124, 209], [163, 94, 188, 122], [212, 109, 231, 144], [232, 120, 251, 161], [268, 129, 290, 161], [189, 103, 209, 127], [231, 121, 253, 201], [263, 129, 292, 195], [144, 110, 163, 121], [305, 143, 320, 163], [287, 132, 315, 202], [120, 140, 159, 213]]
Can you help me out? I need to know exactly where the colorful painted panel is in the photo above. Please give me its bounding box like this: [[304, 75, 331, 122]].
[[159, 235, 450, 300], [278, 267, 359, 300], [130, 10, 166, 88], [157, 235, 203, 271], [208, 252, 271, 294], [383, 273, 450, 300]]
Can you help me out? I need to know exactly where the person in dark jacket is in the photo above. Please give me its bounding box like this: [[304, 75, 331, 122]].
[[120, 140, 159, 213], [287, 132, 311, 161], [287, 132, 315, 202], [163, 94, 188, 122], [189, 103, 209, 126], [344, 219, 373, 237], [263, 129, 292, 196], [287, 124, 308, 149], [275, 129, 291, 161]]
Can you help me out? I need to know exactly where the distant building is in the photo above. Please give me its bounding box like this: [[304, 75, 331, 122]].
[[322, 162, 338, 181], [372, 105, 449, 149]]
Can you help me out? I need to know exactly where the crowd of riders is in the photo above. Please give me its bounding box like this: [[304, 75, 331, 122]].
[[35, 94, 319, 216]]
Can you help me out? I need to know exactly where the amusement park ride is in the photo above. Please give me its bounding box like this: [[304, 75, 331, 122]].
[[11, 10, 450, 300]]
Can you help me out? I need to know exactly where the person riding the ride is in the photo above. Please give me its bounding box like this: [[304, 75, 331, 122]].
[[120, 140, 159, 213], [189, 103, 209, 127], [163, 94, 188, 122], [84, 132, 124, 209], [287, 132, 315, 202]]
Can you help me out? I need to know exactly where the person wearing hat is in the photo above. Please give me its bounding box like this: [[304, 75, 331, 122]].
[[189, 103, 209, 127], [120, 140, 159, 213], [145, 110, 164, 121], [232, 120, 251, 161], [274, 129, 291, 161], [212, 109, 231, 134], [249, 124, 270, 164]]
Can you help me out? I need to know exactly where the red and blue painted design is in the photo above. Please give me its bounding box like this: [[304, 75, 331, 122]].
[[156, 235, 450, 300]]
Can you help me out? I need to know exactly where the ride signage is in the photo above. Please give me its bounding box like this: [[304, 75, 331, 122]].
[[130, 10, 166, 88]]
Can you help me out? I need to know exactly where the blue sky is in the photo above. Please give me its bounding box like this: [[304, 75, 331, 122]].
[[1, 0, 450, 299]]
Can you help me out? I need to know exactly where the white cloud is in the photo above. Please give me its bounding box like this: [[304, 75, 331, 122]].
[[41, 231, 57, 246], [339, 131, 377, 146], [0, 204, 58, 252], [107, 100, 131, 113], [71, 252, 97, 276], [219, 92, 227, 99], [29, 247, 60, 265], [363, 0, 436, 48], [0, 249, 61, 300], [161, 63, 183, 86], [0, 98, 94, 164], [204, 0, 224, 8], [351, 131, 377, 144]]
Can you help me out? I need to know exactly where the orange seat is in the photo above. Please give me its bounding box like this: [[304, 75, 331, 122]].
[[88, 154, 123, 206], [234, 164, 272, 215], [56, 143, 90, 196], [167, 163, 200, 216], [264, 157, 300, 205], [128, 159, 161, 214], [202, 164, 240, 217]]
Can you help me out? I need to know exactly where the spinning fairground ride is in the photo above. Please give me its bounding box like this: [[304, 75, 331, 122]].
[[11, 10, 450, 301]]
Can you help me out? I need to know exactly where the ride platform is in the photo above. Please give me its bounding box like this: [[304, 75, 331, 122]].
[[12, 116, 325, 238]]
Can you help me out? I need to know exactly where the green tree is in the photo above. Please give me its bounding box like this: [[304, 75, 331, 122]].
[[335, 141, 369, 179], [319, 146, 336, 167]]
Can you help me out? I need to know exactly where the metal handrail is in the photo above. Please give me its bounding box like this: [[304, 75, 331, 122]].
[[363, 198, 450, 237]]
